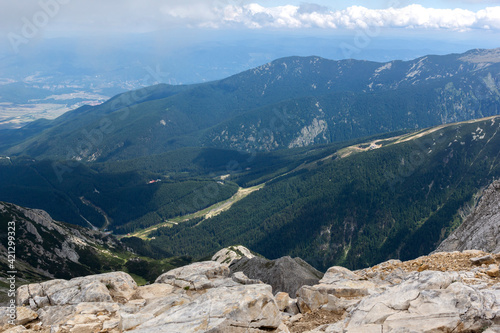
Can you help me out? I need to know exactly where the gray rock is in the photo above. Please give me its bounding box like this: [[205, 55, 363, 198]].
[[436, 180, 500, 253], [212, 245, 255, 265], [471, 254, 496, 265], [17, 272, 137, 308], [296, 285, 328, 313], [0, 201, 125, 282], [231, 271, 263, 285], [155, 261, 233, 291], [15, 307, 38, 325], [340, 270, 497, 332], [129, 284, 281, 332], [230, 256, 323, 295]]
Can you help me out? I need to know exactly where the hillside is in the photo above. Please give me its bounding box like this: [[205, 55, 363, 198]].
[[0, 202, 191, 304], [1, 48, 499, 161], [144, 116, 500, 271], [0, 156, 239, 229]]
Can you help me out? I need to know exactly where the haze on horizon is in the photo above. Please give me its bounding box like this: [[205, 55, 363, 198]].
[[1, 0, 499, 59]]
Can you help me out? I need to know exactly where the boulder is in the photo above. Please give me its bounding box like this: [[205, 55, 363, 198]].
[[129, 284, 281, 332], [2, 326, 30, 333], [340, 271, 497, 332], [37, 302, 119, 327], [155, 261, 236, 291], [295, 265, 385, 315], [17, 272, 137, 308], [296, 285, 328, 313], [212, 245, 255, 265], [130, 293, 192, 318], [15, 307, 38, 326], [230, 256, 323, 295], [471, 255, 496, 266], [232, 271, 263, 285], [486, 264, 500, 277], [275, 292, 291, 311]]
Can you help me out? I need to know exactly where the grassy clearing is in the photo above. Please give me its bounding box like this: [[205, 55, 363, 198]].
[[123, 184, 265, 240]]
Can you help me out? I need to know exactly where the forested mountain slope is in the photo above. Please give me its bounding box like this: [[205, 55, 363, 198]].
[[1, 48, 499, 161], [144, 116, 500, 271]]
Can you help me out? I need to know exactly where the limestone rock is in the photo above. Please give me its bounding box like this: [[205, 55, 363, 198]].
[[471, 255, 496, 266], [37, 302, 119, 327], [484, 326, 500, 333], [232, 271, 263, 285], [2, 326, 30, 333], [341, 271, 496, 332], [296, 285, 328, 313], [18, 272, 137, 308], [132, 284, 174, 300], [119, 312, 155, 331], [275, 292, 291, 311], [487, 264, 500, 277], [154, 261, 234, 291], [129, 284, 281, 332], [15, 307, 38, 325], [212, 245, 255, 265], [230, 256, 323, 295]]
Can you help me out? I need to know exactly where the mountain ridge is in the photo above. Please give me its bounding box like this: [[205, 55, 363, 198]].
[[1, 48, 499, 162]]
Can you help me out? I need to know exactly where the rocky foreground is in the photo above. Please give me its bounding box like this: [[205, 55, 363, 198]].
[[1, 248, 500, 333]]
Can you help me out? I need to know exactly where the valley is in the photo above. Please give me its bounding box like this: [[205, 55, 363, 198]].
[[125, 183, 265, 240], [1, 47, 500, 275]]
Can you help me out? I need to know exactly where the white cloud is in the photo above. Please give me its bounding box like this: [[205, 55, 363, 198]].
[[219, 3, 500, 31], [1, 0, 500, 37]]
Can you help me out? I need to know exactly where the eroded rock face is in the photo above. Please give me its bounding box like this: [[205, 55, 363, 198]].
[[17, 272, 137, 308], [212, 245, 255, 265], [230, 256, 324, 295], [336, 271, 498, 332], [154, 261, 238, 291], [8, 261, 284, 333], [436, 180, 500, 253], [130, 284, 280, 332], [0, 201, 125, 282]]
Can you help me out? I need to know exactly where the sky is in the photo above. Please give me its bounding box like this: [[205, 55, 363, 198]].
[[1, 0, 499, 59], [2, 0, 500, 36]]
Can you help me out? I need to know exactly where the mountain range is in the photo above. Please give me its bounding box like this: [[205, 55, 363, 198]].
[[1, 48, 500, 274], [1, 48, 499, 162]]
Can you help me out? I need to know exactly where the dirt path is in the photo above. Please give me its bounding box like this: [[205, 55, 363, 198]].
[[124, 184, 264, 240]]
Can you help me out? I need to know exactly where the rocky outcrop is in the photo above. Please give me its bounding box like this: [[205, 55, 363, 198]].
[[336, 271, 498, 332], [293, 251, 500, 333], [0, 201, 125, 283], [3, 261, 284, 333], [230, 255, 324, 296], [3, 250, 500, 333], [436, 179, 500, 253], [212, 245, 255, 265]]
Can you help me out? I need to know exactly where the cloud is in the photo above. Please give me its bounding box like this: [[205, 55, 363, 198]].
[[220, 3, 500, 31], [1, 0, 500, 38]]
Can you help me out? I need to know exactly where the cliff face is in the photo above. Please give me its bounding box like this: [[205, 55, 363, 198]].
[[436, 180, 500, 253], [0, 201, 125, 283]]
